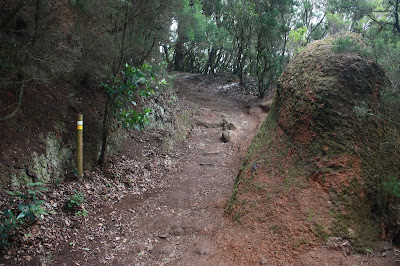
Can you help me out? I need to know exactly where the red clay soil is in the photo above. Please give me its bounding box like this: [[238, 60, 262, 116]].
[[223, 124, 399, 265]]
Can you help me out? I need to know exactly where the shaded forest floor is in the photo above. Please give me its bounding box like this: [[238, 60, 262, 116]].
[[48, 73, 268, 265], [1, 73, 399, 265]]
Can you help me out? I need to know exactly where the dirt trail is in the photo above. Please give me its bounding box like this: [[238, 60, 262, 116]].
[[121, 74, 265, 265], [51, 73, 266, 265]]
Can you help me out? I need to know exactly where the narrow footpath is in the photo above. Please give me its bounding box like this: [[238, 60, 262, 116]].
[[52, 73, 266, 265]]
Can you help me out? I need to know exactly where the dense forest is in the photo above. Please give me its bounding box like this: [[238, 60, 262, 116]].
[[2, 0, 400, 163], [1, 0, 400, 102]]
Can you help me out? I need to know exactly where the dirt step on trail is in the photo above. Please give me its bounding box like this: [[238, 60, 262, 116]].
[[54, 73, 267, 265], [117, 73, 266, 265]]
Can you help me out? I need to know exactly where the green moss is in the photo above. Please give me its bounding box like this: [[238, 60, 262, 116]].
[[312, 222, 329, 242], [293, 238, 310, 250], [331, 36, 371, 58], [329, 179, 381, 252], [227, 109, 277, 213], [307, 209, 315, 222], [10, 169, 32, 190], [8, 129, 73, 189], [246, 116, 276, 158]]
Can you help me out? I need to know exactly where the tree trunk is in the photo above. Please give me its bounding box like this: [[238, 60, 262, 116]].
[[205, 47, 217, 74], [174, 19, 185, 71], [98, 93, 111, 167], [98, 3, 129, 167], [163, 45, 170, 66], [235, 29, 245, 85], [174, 38, 184, 71], [395, 0, 400, 34], [119, 5, 129, 69], [223, 53, 233, 70], [0, 82, 25, 121], [212, 48, 223, 72]]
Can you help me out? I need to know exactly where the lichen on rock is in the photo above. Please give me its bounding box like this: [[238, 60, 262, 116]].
[[31, 132, 72, 185]]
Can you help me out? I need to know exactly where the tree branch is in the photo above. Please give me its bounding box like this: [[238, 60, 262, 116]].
[[307, 13, 326, 42], [0, 82, 25, 121]]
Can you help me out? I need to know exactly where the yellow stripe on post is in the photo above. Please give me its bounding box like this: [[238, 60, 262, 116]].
[[77, 121, 83, 130], [76, 114, 83, 179]]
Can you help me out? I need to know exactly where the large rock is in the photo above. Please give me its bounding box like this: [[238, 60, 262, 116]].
[[276, 33, 384, 147], [231, 33, 400, 253], [274, 33, 400, 245]]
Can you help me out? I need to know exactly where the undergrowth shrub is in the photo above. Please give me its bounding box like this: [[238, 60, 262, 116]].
[[66, 191, 85, 209], [65, 191, 88, 218], [0, 182, 51, 249], [102, 63, 167, 130]]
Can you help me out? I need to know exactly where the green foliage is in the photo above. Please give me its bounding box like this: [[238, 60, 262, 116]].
[[1, 182, 50, 249], [331, 36, 371, 58], [66, 191, 88, 219], [382, 176, 400, 198], [184, 1, 208, 43], [353, 102, 372, 119], [289, 26, 308, 54], [289, 26, 308, 44], [252, 0, 293, 96], [75, 209, 89, 217], [5, 182, 50, 221], [66, 191, 85, 209], [0, 210, 20, 249], [102, 63, 166, 130]]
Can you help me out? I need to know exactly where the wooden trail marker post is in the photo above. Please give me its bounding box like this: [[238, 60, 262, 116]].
[[77, 114, 83, 179]]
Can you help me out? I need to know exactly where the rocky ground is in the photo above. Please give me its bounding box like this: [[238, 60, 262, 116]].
[[1, 73, 399, 265]]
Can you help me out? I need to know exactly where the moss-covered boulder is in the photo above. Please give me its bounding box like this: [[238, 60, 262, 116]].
[[279, 33, 400, 242], [230, 33, 400, 253], [277, 34, 383, 148]]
